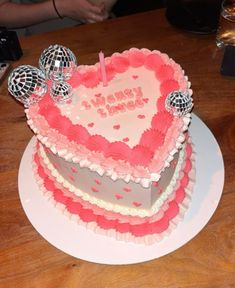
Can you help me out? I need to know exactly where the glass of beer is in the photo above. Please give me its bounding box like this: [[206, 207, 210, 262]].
[[216, 0, 235, 48]]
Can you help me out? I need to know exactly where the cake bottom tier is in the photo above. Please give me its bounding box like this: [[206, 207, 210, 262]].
[[33, 140, 196, 245]]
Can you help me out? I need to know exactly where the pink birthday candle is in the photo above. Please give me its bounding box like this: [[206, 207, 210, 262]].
[[99, 51, 108, 87]]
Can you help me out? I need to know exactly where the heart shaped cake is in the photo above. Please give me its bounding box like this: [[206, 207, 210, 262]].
[[24, 48, 195, 244]]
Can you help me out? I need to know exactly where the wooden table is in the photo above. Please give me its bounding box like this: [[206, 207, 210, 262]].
[[1, 9, 235, 288]]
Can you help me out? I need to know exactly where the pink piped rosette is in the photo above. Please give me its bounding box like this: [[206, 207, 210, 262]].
[[25, 48, 196, 244], [26, 48, 193, 188]]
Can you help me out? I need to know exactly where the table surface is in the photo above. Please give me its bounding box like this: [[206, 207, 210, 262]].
[[0, 8, 235, 288]]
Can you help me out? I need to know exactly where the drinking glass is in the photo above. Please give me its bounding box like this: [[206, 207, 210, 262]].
[[216, 0, 235, 48]]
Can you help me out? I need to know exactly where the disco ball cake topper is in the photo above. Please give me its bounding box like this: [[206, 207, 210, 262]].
[[39, 44, 77, 81], [165, 90, 193, 116], [50, 81, 73, 104], [8, 65, 47, 107]]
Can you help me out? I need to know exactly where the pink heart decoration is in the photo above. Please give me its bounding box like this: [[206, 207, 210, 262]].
[[36, 49, 185, 171], [133, 201, 142, 207], [91, 186, 99, 193], [123, 137, 129, 142], [71, 167, 78, 173], [123, 187, 131, 193], [137, 114, 145, 119], [88, 122, 94, 128], [115, 194, 123, 200], [94, 179, 101, 185], [113, 124, 120, 130]]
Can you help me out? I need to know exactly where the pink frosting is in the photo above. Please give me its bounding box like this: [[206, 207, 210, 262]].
[[111, 55, 130, 73], [160, 79, 180, 97], [129, 145, 154, 167], [129, 50, 145, 67], [139, 129, 164, 152], [151, 111, 173, 134], [81, 69, 100, 88], [105, 142, 132, 161], [29, 48, 190, 179], [33, 137, 194, 238], [86, 135, 109, 152], [155, 64, 174, 82], [144, 53, 165, 71]]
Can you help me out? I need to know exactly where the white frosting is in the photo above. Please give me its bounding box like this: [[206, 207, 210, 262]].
[[38, 142, 186, 217], [59, 67, 159, 147]]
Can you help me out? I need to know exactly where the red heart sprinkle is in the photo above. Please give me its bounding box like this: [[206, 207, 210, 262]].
[[132, 75, 138, 79], [94, 179, 101, 185], [113, 124, 120, 130], [133, 201, 142, 207], [137, 114, 145, 119], [88, 122, 94, 128], [71, 167, 78, 173], [91, 187, 99, 193], [115, 194, 123, 200], [152, 181, 158, 187], [123, 137, 129, 142], [123, 187, 131, 193]]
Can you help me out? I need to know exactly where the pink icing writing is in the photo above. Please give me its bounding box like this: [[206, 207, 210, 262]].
[[81, 87, 146, 118]]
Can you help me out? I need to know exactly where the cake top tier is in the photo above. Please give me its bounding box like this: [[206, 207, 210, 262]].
[[25, 48, 192, 187]]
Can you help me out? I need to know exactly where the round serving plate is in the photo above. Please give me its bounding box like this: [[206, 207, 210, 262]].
[[18, 114, 224, 265]]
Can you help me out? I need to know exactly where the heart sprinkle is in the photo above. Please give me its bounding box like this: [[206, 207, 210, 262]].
[[123, 137, 129, 142], [115, 194, 123, 200], [133, 201, 142, 207], [91, 187, 99, 193], [123, 187, 131, 193], [132, 75, 138, 79], [71, 167, 78, 173], [94, 179, 101, 185], [137, 114, 145, 119], [113, 124, 120, 130], [88, 122, 94, 128]]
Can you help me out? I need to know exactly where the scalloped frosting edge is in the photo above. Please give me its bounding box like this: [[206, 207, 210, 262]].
[[26, 48, 192, 187], [37, 139, 192, 217], [32, 139, 196, 244]]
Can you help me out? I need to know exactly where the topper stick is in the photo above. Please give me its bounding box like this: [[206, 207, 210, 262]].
[[99, 51, 108, 87]]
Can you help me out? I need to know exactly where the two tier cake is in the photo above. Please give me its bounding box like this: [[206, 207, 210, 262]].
[[8, 46, 195, 245]]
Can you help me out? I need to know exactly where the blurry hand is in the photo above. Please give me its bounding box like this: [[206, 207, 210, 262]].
[[56, 0, 108, 23]]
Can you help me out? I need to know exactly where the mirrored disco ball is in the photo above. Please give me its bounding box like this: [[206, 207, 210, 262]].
[[50, 81, 73, 104], [39, 44, 77, 81], [8, 65, 47, 107], [165, 91, 193, 116]]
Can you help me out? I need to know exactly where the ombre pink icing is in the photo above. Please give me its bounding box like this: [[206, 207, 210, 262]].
[[129, 145, 154, 167], [160, 79, 180, 97], [81, 69, 100, 88], [86, 135, 109, 152], [139, 129, 164, 152], [111, 55, 130, 73], [129, 50, 145, 67], [28, 48, 195, 244], [151, 111, 173, 134], [155, 64, 174, 81], [145, 53, 164, 71], [28, 48, 190, 181], [33, 138, 194, 238], [105, 142, 132, 161]]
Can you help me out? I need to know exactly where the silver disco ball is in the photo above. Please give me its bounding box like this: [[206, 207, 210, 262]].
[[50, 81, 73, 104], [8, 65, 47, 107], [165, 91, 193, 116], [39, 44, 77, 81]]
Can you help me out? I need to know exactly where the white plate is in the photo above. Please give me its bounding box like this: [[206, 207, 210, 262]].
[[18, 114, 224, 265]]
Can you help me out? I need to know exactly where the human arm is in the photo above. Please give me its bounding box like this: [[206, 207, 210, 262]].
[[0, 0, 107, 29]]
